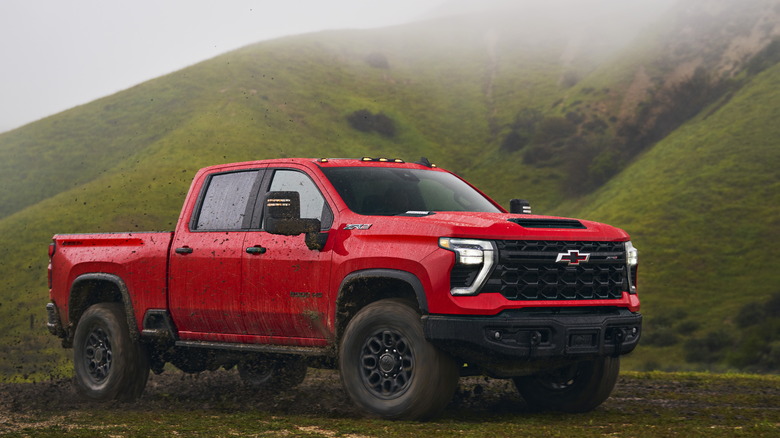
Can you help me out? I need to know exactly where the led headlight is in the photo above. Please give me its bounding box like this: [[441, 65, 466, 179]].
[[625, 241, 638, 266], [439, 238, 496, 295], [625, 241, 639, 293]]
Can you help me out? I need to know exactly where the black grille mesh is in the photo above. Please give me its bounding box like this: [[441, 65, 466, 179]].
[[485, 241, 628, 301]]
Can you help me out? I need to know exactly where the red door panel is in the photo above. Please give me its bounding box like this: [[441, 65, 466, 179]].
[[168, 231, 247, 337], [242, 232, 331, 341]]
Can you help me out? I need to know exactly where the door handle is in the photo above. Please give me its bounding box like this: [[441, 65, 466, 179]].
[[246, 246, 267, 255], [175, 247, 193, 254]]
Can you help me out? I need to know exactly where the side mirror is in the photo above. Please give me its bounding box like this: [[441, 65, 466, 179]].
[[509, 199, 532, 215], [264, 191, 326, 250]]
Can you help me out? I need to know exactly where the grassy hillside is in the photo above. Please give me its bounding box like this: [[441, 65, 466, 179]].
[[559, 62, 780, 371], [1, 0, 779, 379]]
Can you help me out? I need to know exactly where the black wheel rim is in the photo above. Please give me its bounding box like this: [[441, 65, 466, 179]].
[[83, 327, 112, 383], [360, 329, 414, 399]]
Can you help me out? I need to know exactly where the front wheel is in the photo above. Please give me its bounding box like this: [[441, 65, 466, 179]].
[[339, 299, 459, 420], [72, 303, 149, 401], [513, 357, 619, 413]]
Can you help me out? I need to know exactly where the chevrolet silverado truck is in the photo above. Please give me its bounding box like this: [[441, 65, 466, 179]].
[[47, 157, 641, 419]]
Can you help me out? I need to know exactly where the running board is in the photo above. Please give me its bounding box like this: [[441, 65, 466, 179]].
[[174, 340, 329, 356]]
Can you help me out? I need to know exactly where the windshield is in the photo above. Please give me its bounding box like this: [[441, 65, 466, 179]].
[[321, 167, 502, 215]]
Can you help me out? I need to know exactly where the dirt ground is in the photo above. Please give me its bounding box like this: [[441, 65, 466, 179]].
[[1, 368, 779, 427]]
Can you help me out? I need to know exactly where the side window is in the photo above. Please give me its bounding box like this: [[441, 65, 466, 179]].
[[268, 169, 332, 229], [195, 171, 259, 230]]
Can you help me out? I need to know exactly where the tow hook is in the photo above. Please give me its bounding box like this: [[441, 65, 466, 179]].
[[529, 330, 542, 357], [612, 328, 626, 357]]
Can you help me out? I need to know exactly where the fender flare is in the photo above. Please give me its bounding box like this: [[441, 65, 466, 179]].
[[337, 268, 429, 314], [69, 273, 140, 341]]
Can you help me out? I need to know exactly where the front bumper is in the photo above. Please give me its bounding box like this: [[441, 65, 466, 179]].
[[422, 308, 641, 363]]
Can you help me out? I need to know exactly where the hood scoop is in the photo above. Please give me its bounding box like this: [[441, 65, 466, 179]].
[[509, 218, 586, 229]]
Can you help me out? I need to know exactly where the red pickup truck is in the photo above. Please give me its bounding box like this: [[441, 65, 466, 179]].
[[47, 157, 641, 419]]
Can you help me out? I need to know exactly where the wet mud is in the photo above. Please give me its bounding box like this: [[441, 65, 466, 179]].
[[1, 368, 778, 422]]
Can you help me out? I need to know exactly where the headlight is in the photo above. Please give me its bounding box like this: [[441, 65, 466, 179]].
[[625, 241, 638, 266], [439, 238, 496, 295], [625, 241, 639, 293]]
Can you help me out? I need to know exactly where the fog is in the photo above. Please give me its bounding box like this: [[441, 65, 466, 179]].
[[0, 0, 676, 133]]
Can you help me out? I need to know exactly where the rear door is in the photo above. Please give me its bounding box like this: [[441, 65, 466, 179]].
[[241, 167, 335, 342], [168, 168, 264, 338]]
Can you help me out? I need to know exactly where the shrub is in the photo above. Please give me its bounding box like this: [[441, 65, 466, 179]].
[[735, 301, 765, 328], [347, 109, 374, 132], [565, 111, 584, 125], [644, 326, 680, 347], [346, 110, 396, 138], [582, 118, 608, 134], [365, 52, 390, 69], [500, 130, 529, 153], [560, 70, 580, 88], [727, 320, 780, 372], [501, 108, 543, 153], [684, 328, 734, 364], [533, 117, 577, 145], [371, 113, 395, 137]]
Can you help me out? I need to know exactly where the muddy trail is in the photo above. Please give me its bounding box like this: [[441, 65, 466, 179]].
[[2, 369, 778, 423]]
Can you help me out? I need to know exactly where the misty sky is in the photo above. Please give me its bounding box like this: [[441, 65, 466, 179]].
[[0, 0, 675, 134], [0, 0, 445, 133]]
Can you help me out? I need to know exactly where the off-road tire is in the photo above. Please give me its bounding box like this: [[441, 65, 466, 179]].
[[238, 357, 307, 390], [72, 303, 149, 401], [513, 356, 620, 412], [339, 298, 459, 420]]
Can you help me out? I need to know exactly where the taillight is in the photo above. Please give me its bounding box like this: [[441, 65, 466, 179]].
[[48, 242, 56, 289]]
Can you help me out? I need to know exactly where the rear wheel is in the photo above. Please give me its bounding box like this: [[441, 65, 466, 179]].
[[513, 357, 619, 412], [339, 299, 459, 420], [238, 356, 307, 390], [72, 303, 149, 401]]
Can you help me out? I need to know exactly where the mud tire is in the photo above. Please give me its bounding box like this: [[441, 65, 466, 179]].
[[339, 299, 459, 420], [72, 303, 149, 401], [238, 357, 307, 390], [513, 356, 619, 413]]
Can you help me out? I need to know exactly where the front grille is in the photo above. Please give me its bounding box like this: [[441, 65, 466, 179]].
[[485, 241, 628, 301]]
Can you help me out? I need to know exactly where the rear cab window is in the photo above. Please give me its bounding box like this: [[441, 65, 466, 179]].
[[192, 170, 262, 231]]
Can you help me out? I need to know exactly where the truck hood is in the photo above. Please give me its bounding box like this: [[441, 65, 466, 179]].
[[362, 211, 630, 242]]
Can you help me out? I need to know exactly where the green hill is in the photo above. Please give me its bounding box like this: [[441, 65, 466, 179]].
[[1, 0, 779, 379], [558, 62, 780, 371]]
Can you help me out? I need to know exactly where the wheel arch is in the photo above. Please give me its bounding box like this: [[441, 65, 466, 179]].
[[68, 273, 139, 345], [334, 269, 428, 342]]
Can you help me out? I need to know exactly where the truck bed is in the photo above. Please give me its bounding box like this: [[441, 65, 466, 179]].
[[49, 232, 173, 334]]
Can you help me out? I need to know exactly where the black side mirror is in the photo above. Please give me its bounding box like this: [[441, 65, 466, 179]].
[[509, 199, 532, 215], [264, 191, 325, 250]]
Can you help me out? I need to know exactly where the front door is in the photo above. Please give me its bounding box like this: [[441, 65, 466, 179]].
[[241, 168, 334, 343]]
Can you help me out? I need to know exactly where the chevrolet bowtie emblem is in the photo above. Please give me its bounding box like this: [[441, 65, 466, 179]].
[[556, 250, 590, 266]]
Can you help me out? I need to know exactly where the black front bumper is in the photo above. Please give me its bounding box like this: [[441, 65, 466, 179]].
[[422, 308, 641, 362]]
